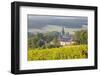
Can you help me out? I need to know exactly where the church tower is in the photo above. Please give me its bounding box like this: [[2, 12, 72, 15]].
[[61, 26, 65, 36]]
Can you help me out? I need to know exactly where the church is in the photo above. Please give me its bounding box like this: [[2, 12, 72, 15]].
[[59, 27, 72, 45]]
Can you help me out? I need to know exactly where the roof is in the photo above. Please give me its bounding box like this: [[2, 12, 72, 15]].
[[60, 37, 72, 42]]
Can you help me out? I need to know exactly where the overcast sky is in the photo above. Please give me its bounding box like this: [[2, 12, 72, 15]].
[[28, 15, 88, 33]]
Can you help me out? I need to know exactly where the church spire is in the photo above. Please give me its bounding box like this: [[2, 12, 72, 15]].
[[62, 26, 65, 35]]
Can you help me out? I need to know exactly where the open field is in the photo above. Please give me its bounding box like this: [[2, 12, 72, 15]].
[[28, 45, 88, 61]]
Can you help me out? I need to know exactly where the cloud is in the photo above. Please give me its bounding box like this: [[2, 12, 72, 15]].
[[28, 15, 88, 30]]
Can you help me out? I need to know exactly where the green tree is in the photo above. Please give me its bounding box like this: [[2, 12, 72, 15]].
[[28, 37, 38, 49], [73, 30, 87, 44], [28, 33, 44, 49], [52, 37, 60, 47]]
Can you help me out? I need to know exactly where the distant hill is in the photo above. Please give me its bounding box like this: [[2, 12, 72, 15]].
[[28, 25, 87, 35]]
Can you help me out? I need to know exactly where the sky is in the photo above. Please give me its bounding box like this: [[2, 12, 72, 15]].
[[28, 15, 88, 33]]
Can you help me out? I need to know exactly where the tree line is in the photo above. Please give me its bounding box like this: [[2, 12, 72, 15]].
[[28, 30, 87, 49]]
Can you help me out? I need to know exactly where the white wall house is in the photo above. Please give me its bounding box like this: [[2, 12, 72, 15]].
[[60, 41, 71, 45]]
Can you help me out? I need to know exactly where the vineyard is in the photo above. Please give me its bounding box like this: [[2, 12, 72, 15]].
[[28, 45, 88, 61]]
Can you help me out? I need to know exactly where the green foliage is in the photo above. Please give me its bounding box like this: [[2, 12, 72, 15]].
[[73, 30, 88, 44], [28, 45, 88, 61], [28, 32, 61, 49]]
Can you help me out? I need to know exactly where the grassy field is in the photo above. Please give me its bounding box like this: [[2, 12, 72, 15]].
[[28, 45, 88, 61]]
